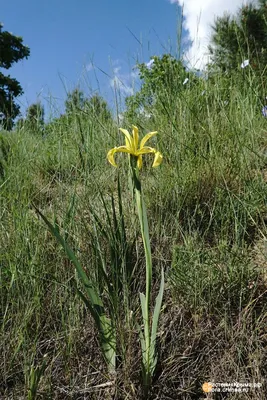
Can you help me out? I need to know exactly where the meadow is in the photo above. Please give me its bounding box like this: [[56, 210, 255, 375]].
[[1, 62, 267, 399]]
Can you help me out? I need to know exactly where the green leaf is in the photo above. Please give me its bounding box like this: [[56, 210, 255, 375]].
[[150, 268, 164, 372], [33, 205, 116, 372], [34, 205, 103, 309], [139, 292, 150, 370], [139, 292, 148, 328]]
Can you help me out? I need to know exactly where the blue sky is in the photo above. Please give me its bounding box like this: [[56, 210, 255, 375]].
[[1, 0, 245, 120], [1, 0, 183, 119]]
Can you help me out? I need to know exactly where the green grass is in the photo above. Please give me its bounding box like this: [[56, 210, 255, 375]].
[[1, 62, 267, 399]]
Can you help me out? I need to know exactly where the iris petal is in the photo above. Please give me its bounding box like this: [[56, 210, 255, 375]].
[[152, 151, 163, 167], [137, 146, 157, 155], [132, 125, 139, 152], [107, 146, 132, 167], [119, 128, 133, 148], [107, 148, 117, 167], [140, 131, 157, 149]]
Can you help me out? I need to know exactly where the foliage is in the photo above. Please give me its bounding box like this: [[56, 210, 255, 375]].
[[0, 23, 30, 129], [16, 103, 44, 134], [65, 88, 112, 122], [34, 205, 117, 373], [26, 355, 47, 400], [2, 5, 267, 398], [25, 102, 45, 133], [65, 88, 86, 114], [1, 64, 267, 397], [124, 54, 197, 122], [85, 93, 113, 123], [0, 133, 11, 178], [208, 0, 267, 73]]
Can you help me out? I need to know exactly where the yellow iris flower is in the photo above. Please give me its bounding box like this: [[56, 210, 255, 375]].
[[107, 125, 163, 169]]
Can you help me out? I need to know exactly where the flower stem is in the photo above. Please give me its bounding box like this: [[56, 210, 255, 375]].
[[130, 155, 153, 385]]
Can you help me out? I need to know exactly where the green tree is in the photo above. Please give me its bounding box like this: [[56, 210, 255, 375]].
[[124, 54, 196, 121], [25, 102, 44, 132], [65, 88, 86, 114], [208, 1, 267, 72], [0, 23, 30, 129], [84, 94, 112, 122], [15, 117, 25, 130], [65, 88, 112, 122]]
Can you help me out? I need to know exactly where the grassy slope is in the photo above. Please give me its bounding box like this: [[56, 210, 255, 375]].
[[1, 70, 267, 399]]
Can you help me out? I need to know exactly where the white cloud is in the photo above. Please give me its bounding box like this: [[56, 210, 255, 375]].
[[169, 0, 247, 70], [109, 62, 138, 97], [146, 59, 155, 69], [86, 62, 94, 72], [110, 75, 134, 96]]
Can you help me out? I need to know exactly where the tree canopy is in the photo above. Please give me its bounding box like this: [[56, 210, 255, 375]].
[[124, 54, 197, 122], [65, 88, 113, 122], [0, 23, 30, 129], [208, 0, 267, 73]]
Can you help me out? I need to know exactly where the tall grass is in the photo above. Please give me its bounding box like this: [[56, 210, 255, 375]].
[[1, 58, 267, 399]]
